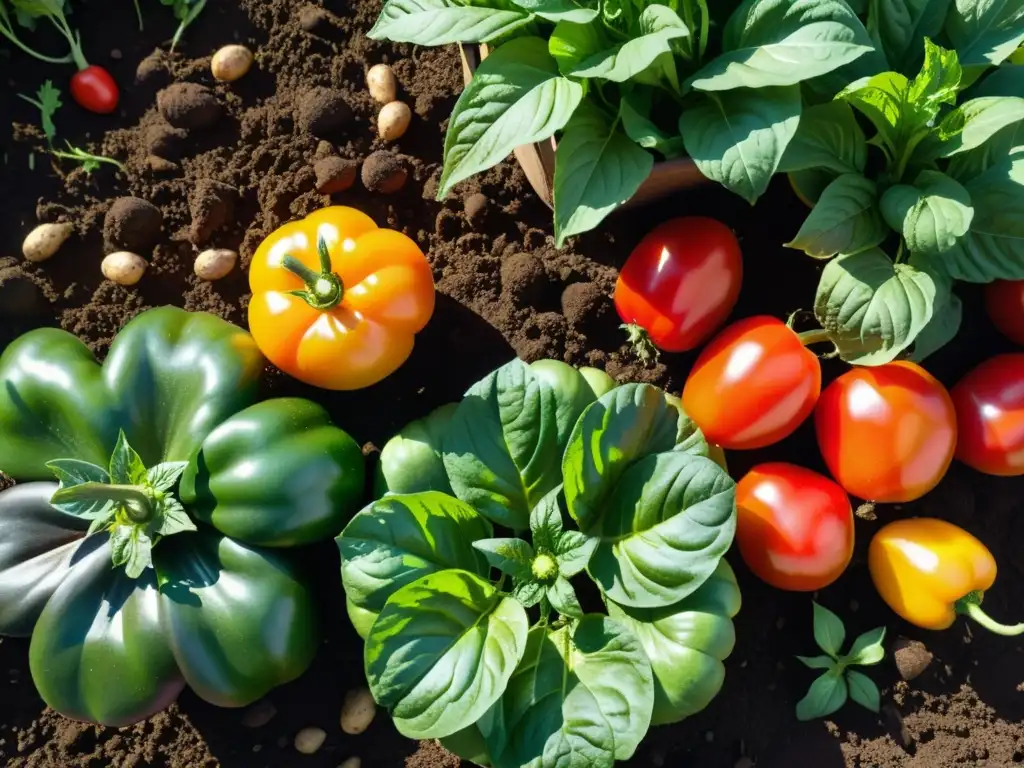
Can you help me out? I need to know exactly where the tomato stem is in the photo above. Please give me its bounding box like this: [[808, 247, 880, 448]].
[[45, 11, 89, 71], [956, 591, 1024, 636], [620, 323, 660, 366], [282, 235, 344, 311]]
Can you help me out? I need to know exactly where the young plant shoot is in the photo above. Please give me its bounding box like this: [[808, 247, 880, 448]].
[[18, 81, 124, 172]]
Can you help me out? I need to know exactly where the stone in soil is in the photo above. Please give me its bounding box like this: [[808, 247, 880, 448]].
[[315, 156, 359, 194], [463, 192, 489, 226], [561, 281, 610, 328], [157, 83, 222, 131], [188, 180, 238, 245], [297, 88, 353, 138], [145, 122, 188, 160], [103, 197, 163, 253], [501, 253, 548, 307], [893, 637, 933, 681], [294, 727, 327, 755], [361, 151, 407, 194], [241, 699, 277, 728]]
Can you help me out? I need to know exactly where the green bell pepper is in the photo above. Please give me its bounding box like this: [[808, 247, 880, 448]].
[[0, 307, 365, 726]]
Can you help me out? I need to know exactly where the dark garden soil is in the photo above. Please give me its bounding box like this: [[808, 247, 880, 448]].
[[1, 1, 1023, 767]]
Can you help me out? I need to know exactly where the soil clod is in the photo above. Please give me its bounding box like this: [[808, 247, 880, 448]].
[[361, 151, 407, 194], [315, 156, 359, 194], [464, 192, 489, 226], [297, 88, 354, 138], [893, 637, 933, 681], [188, 180, 237, 245], [104, 197, 163, 253], [501, 253, 548, 307], [157, 83, 223, 131]]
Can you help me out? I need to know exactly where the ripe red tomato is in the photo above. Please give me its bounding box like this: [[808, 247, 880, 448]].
[[71, 66, 119, 114], [815, 361, 957, 503], [984, 280, 1024, 346], [952, 354, 1024, 476], [735, 463, 854, 591], [682, 316, 821, 450], [614, 216, 742, 354]]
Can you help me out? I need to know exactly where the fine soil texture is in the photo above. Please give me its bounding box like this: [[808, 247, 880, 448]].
[[2, 1, 1023, 767]]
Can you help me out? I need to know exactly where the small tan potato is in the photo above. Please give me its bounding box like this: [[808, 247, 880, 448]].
[[194, 248, 238, 281], [23, 222, 73, 263], [366, 63, 397, 104], [338, 758, 361, 768], [294, 727, 327, 755], [211, 44, 254, 82], [102, 251, 147, 285], [378, 101, 411, 141], [339, 688, 376, 735]]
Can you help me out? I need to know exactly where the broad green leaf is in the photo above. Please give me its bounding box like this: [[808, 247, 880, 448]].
[[786, 174, 887, 258], [970, 63, 1024, 99], [942, 152, 1024, 281], [368, 0, 534, 44], [605, 559, 741, 725], [555, 530, 598, 576], [621, 91, 685, 159], [125, 529, 153, 580], [492, 618, 654, 766], [689, 0, 873, 91], [375, 403, 457, 497], [814, 249, 945, 364], [680, 85, 801, 203], [552, 102, 653, 245], [797, 655, 836, 669], [547, 576, 583, 617], [946, 118, 1024, 180], [838, 71, 911, 153], [933, 96, 1024, 160], [867, 0, 952, 73], [549, 17, 607, 73], [110, 525, 133, 568], [847, 669, 881, 712], [795, 672, 848, 720], [909, 291, 963, 360], [439, 37, 584, 198], [563, 383, 707, 532], [946, 0, 1024, 72], [528, 359, 603, 444], [880, 170, 974, 253], [907, 38, 962, 112], [512, 0, 598, 23], [338, 492, 492, 611], [473, 538, 535, 581], [812, 602, 846, 656], [146, 461, 189, 492], [45, 459, 112, 518], [109, 430, 146, 485], [513, 580, 546, 607], [571, 5, 689, 82], [586, 452, 736, 609], [444, 359, 593, 529], [778, 101, 867, 175], [155, 498, 197, 537], [530, 487, 564, 552], [366, 569, 530, 740], [846, 626, 887, 666]]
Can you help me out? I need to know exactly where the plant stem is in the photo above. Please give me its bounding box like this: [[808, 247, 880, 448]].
[[46, 11, 88, 70], [696, 0, 709, 61], [134, 0, 144, 30], [797, 328, 833, 347], [0, 8, 75, 64], [281, 236, 344, 310], [957, 592, 1024, 636]]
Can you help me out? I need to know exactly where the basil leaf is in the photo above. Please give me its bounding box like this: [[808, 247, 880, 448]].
[[493, 618, 654, 765], [570, 5, 689, 82], [512, 580, 546, 607], [554, 530, 598, 577], [586, 452, 736, 609], [338, 491, 492, 612], [552, 102, 654, 245], [438, 36, 584, 198], [946, 0, 1024, 72], [786, 174, 887, 258], [547, 576, 583, 618], [156, 498, 197, 537], [46, 458, 113, 518], [797, 654, 836, 669], [880, 170, 975, 254], [680, 85, 801, 204], [473, 538, 535, 581], [795, 672, 848, 720], [778, 101, 867, 175], [124, 529, 153, 580], [838, 71, 911, 153], [110, 525, 133, 568], [374, 403, 457, 497], [444, 359, 592, 529], [867, 0, 952, 73], [847, 669, 881, 712], [605, 559, 741, 725], [512, 0, 598, 23], [109, 430, 147, 485], [368, 0, 534, 45], [943, 152, 1024, 281], [932, 96, 1024, 157], [621, 91, 685, 159], [846, 626, 887, 666], [549, 17, 608, 74], [146, 461, 189, 493], [909, 290, 963, 361], [366, 569, 529, 740], [563, 383, 706, 532], [907, 38, 963, 114], [689, 0, 874, 91], [812, 602, 846, 656], [814, 249, 945, 364], [529, 487, 564, 552]]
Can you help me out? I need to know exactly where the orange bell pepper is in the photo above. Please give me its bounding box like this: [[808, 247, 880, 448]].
[[248, 207, 435, 390], [869, 518, 1023, 635]]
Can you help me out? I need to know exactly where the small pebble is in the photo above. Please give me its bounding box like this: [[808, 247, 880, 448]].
[[295, 727, 327, 755], [101, 252, 147, 286], [705, 731, 715, 743], [377, 100, 411, 141], [110, 49, 122, 60], [366, 63, 397, 104], [463, 192, 489, 225], [339, 688, 376, 735], [893, 637, 933, 681], [211, 44, 254, 82], [315, 156, 359, 194], [194, 249, 237, 281], [241, 699, 277, 728], [147, 155, 179, 173]]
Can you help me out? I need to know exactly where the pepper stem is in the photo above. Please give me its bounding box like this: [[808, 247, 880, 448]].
[[956, 591, 1024, 636], [796, 328, 833, 347], [282, 235, 344, 311], [620, 323, 660, 366]]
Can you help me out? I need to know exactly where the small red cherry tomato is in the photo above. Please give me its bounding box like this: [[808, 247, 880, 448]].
[[71, 66, 119, 114], [815, 361, 957, 503], [736, 463, 854, 591], [984, 280, 1024, 346], [682, 316, 821, 450], [952, 353, 1024, 477], [614, 216, 742, 356]]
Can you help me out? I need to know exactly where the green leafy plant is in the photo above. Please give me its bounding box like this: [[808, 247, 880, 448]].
[[160, 0, 206, 52], [0, 0, 74, 64], [339, 358, 740, 767], [369, 0, 877, 244], [795, 602, 886, 721]]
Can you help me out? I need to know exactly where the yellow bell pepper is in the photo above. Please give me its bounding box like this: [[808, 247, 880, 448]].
[[869, 518, 1024, 635]]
